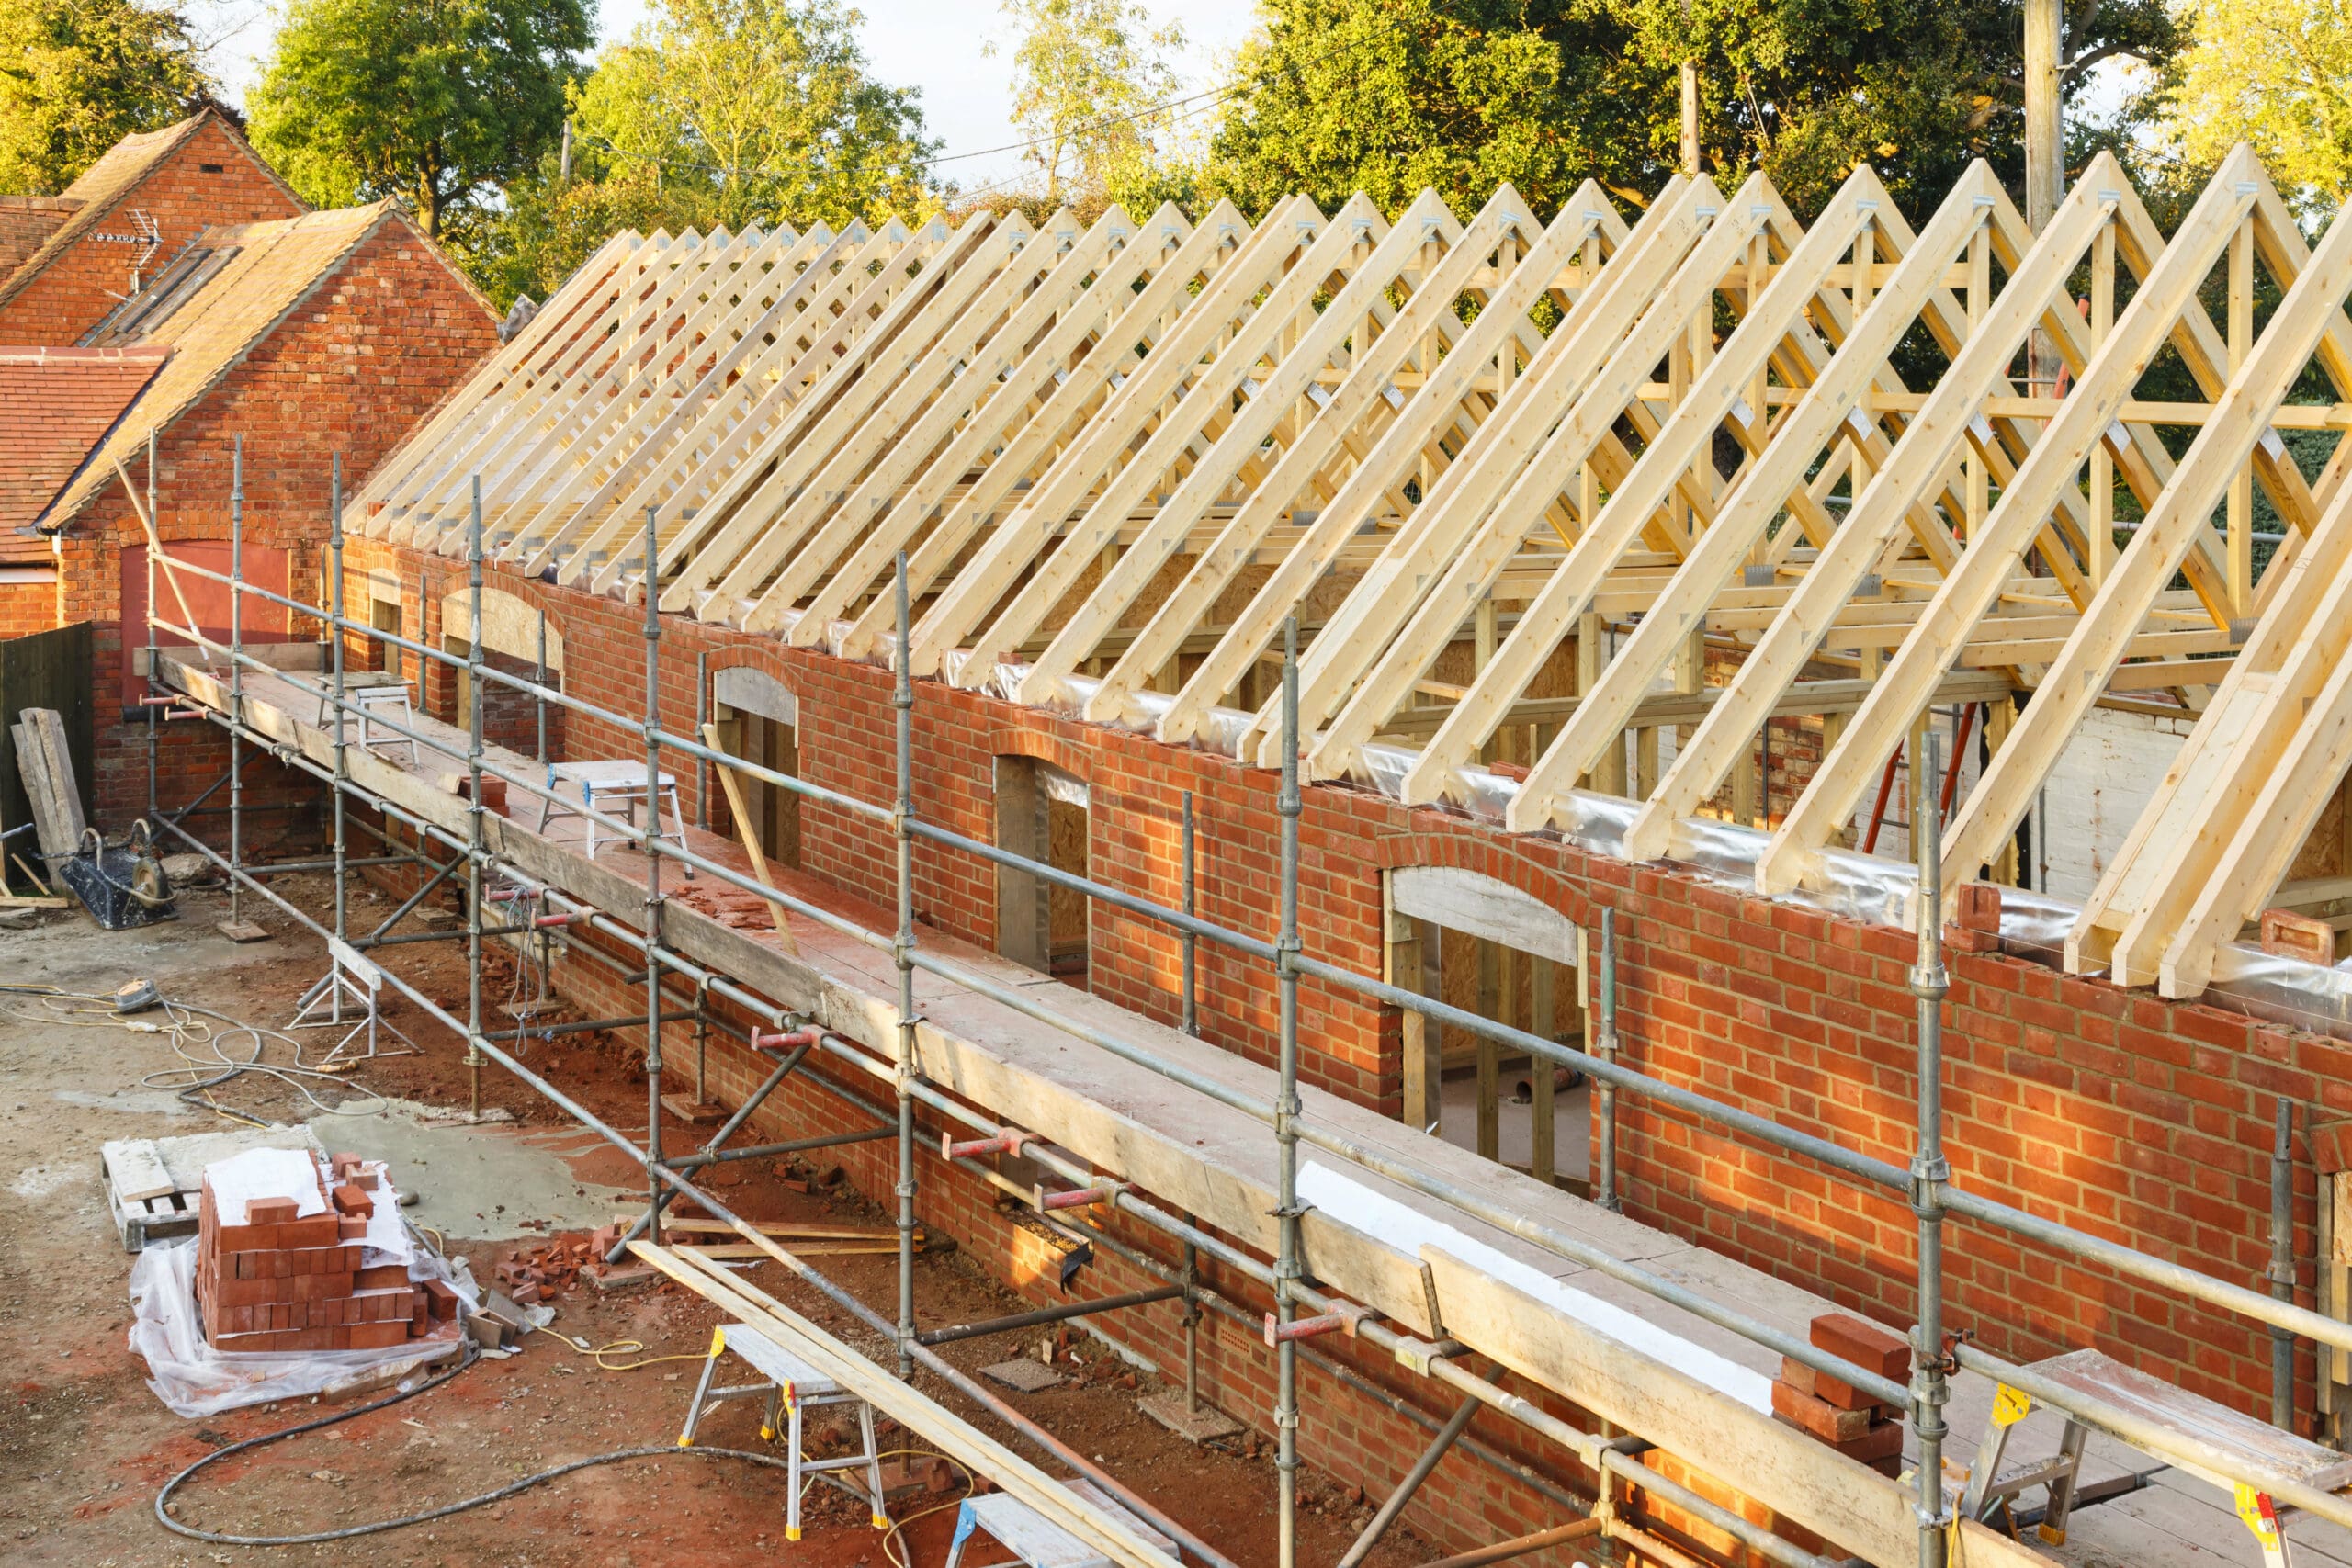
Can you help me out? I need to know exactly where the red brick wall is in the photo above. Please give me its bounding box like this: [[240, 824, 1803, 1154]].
[[340, 541, 2337, 1450], [0, 118, 302, 344], [0, 575, 57, 636], [0, 197, 75, 277], [67, 218, 497, 836]]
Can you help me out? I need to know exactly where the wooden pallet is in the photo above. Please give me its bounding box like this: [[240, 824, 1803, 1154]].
[[101, 1125, 328, 1252]]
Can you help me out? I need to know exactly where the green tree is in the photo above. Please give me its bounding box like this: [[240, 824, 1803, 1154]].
[[2154, 0, 2352, 213], [1206, 0, 1621, 219], [987, 0, 1187, 204], [0, 0, 211, 195], [247, 0, 592, 239], [568, 0, 934, 230], [1204, 0, 2181, 221], [472, 0, 934, 309]]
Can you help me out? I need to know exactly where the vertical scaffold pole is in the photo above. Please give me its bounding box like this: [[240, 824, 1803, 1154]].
[[144, 429, 158, 822], [1182, 791, 1198, 1037], [893, 551, 919, 1379], [1274, 615, 1304, 1568], [229, 434, 244, 926], [536, 610, 549, 766], [331, 456, 348, 990], [695, 651, 708, 829], [467, 479, 488, 1118], [642, 506, 667, 1244], [1912, 731, 1951, 1568], [2272, 1099, 2297, 1429], [1595, 907, 1621, 1213]]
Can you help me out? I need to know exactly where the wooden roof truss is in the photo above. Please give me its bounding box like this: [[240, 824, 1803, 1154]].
[[356, 152, 2352, 998]]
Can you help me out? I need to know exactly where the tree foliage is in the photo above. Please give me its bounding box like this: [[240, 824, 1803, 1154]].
[[0, 0, 211, 196], [248, 0, 591, 238], [1201, 0, 2181, 221], [473, 0, 935, 309], [988, 0, 1186, 204], [2154, 0, 2352, 214], [572, 0, 932, 228]]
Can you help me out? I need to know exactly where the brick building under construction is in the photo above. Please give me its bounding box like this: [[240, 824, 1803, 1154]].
[[14, 118, 2352, 1568]]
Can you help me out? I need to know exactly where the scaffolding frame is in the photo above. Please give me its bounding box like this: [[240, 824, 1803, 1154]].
[[128, 450, 2352, 1568]]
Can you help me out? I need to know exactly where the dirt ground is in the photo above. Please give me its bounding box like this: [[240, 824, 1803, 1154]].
[[0, 872, 1440, 1568]]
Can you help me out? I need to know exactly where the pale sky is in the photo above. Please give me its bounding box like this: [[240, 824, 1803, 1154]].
[[185, 0, 1266, 193]]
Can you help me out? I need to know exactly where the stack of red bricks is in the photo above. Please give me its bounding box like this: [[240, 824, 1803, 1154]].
[[1771, 1312, 1910, 1476], [195, 1151, 460, 1352]]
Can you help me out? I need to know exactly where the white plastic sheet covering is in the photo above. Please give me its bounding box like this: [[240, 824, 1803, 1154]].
[[1297, 1161, 1774, 1412], [127, 1155, 469, 1417], [128, 1237, 475, 1417]]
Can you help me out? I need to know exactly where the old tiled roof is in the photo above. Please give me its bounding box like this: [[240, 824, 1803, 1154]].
[[42, 202, 406, 531], [0, 345, 168, 561], [0, 106, 300, 312]]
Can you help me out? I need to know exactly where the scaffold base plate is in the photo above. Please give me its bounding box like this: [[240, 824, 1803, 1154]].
[[1136, 1393, 1244, 1445]]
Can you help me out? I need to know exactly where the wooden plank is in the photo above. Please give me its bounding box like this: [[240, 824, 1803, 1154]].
[[1498, 164, 1996, 831], [1414, 165, 1912, 811], [1419, 1247, 2051, 1568], [160, 650, 2060, 1567], [1097, 188, 1587, 733], [913, 196, 1330, 680], [1943, 186, 2352, 896], [741, 208, 1129, 634], [1018, 189, 1466, 705], [1307, 179, 1769, 784], [634, 1242, 1183, 1568], [100, 1138, 176, 1202], [790, 207, 1201, 650], [700, 721, 795, 946], [1391, 864, 1581, 965]]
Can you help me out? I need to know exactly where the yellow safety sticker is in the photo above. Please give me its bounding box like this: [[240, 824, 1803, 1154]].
[[1992, 1383, 2031, 1427], [2236, 1484, 2288, 1567]]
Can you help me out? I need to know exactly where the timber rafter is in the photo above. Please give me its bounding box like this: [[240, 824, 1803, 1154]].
[[355, 152, 2352, 999]]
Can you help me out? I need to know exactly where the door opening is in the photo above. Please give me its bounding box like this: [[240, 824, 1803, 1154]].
[[995, 755, 1090, 988], [1385, 867, 1589, 1191]]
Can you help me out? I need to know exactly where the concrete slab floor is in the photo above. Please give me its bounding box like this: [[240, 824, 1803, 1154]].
[[308, 1098, 642, 1243]]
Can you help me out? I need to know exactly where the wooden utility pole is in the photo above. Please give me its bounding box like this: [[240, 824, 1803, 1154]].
[[2024, 0, 2063, 390], [1680, 0, 1702, 175], [1681, 62, 1702, 174]]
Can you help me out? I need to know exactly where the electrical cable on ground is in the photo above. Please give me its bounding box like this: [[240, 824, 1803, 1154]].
[[154, 1341, 814, 1546], [527, 1321, 711, 1371], [0, 984, 387, 1122]]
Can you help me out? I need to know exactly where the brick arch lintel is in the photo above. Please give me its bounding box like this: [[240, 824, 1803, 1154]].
[[1371, 829, 1592, 929], [989, 727, 1095, 786]]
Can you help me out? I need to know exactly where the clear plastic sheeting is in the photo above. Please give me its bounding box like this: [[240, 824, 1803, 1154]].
[[127, 1237, 476, 1418], [2207, 941, 2352, 1040]]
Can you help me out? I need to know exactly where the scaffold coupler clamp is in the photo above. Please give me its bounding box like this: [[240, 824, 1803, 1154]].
[[1035, 1179, 1123, 1213], [1263, 1299, 1369, 1347], [944, 1125, 1029, 1161], [1909, 1151, 1951, 1218]]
